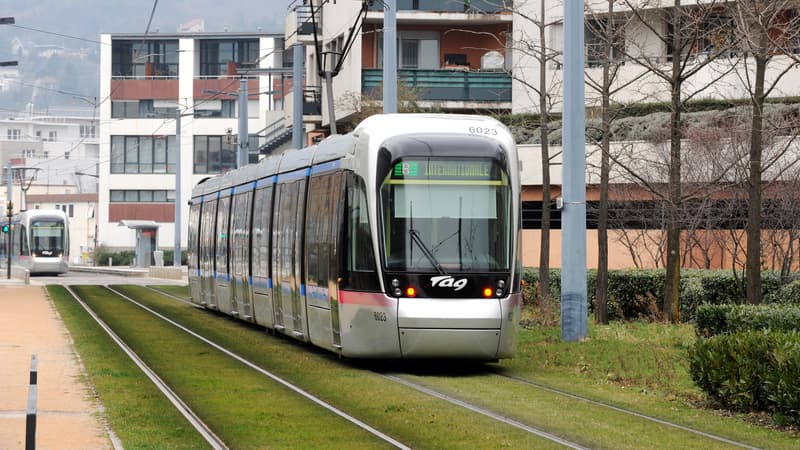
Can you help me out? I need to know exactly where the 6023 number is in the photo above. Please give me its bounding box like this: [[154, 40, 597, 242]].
[[468, 126, 498, 135]]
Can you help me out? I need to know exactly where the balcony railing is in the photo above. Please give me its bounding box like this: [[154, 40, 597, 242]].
[[368, 0, 512, 14], [362, 68, 510, 102]]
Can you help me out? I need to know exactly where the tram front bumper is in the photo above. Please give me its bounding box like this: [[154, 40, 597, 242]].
[[397, 297, 508, 359]]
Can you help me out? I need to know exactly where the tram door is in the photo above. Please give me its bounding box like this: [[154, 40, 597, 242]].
[[304, 171, 343, 350], [272, 175, 308, 340], [199, 198, 218, 308], [230, 189, 254, 321]]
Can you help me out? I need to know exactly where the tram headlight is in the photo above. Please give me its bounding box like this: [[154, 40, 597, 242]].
[[406, 287, 417, 297], [483, 287, 493, 298], [393, 287, 402, 297]]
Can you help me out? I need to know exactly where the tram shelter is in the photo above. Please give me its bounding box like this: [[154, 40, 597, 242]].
[[119, 220, 159, 267]]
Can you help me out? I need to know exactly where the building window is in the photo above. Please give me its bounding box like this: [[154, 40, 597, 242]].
[[64, 151, 70, 160], [378, 31, 439, 69], [193, 135, 236, 174], [110, 189, 173, 202], [111, 100, 177, 118], [111, 39, 179, 78], [199, 39, 259, 77], [585, 18, 625, 68], [79, 125, 96, 138], [194, 99, 236, 118], [110, 135, 176, 174], [35, 131, 41, 140], [7, 129, 21, 140]]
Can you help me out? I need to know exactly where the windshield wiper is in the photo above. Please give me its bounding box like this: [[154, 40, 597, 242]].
[[409, 228, 446, 275], [408, 201, 446, 274]]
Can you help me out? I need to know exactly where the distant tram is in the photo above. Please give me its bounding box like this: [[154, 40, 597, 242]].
[[188, 114, 522, 359], [2, 209, 70, 275]]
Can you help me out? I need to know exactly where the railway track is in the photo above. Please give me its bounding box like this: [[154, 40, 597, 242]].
[[64, 284, 411, 449], [67, 284, 769, 449]]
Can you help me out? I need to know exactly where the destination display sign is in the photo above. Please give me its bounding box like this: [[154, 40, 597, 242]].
[[392, 160, 494, 180]]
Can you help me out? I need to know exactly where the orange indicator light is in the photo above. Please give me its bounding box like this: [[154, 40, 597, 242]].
[[483, 288, 493, 298], [406, 287, 417, 297]]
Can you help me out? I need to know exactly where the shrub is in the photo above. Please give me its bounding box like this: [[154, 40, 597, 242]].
[[694, 303, 800, 337], [689, 330, 800, 423], [764, 279, 800, 305]]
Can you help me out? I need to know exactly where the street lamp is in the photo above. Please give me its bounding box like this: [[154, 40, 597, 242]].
[[1, 17, 16, 68]]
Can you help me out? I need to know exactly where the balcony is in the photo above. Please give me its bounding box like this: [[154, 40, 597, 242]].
[[368, 0, 512, 13], [362, 68, 510, 103]]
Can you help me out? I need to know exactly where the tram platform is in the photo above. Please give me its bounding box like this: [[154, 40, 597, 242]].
[[0, 279, 117, 449]]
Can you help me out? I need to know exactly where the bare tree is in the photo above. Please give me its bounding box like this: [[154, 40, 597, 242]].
[[729, 0, 800, 303], [511, 0, 563, 303], [584, 0, 652, 323], [618, 0, 736, 321]]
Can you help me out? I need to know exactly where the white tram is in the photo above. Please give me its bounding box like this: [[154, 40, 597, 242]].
[[2, 209, 70, 275], [188, 114, 522, 359]]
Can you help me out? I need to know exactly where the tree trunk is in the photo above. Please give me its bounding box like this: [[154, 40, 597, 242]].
[[538, 0, 551, 303], [664, 3, 683, 323], [595, 0, 614, 325], [746, 54, 766, 305]]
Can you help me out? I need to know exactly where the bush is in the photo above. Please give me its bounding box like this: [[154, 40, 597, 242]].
[[694, 303, 800, 338], [689, 330, 800, 423], [764, 279, 800, 305], [94, 247, 135, 266]]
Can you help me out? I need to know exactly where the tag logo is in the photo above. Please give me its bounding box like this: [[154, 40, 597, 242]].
[[431, 275, 468, 291]]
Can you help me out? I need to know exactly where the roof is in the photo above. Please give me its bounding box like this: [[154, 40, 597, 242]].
[[27, 193, 98, 203], [104, 31, 283, 40]]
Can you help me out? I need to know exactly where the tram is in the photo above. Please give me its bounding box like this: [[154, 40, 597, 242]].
[[2, 209, 70, 275], [188, 114, 522, 359]]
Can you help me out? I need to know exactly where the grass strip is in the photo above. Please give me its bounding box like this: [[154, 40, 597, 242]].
[[70, 285, 389, 449], [149, 285, 190, 300], [501, 323, 799, 449], [132, 284, 799, 449], [113, 285, 565, 449], [47, 285, 210, 449]]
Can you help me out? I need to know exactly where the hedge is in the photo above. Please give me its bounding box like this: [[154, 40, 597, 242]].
[[689, 331, 800, 424], [521, 268, 794, 322], [694, 303, 800, 337]]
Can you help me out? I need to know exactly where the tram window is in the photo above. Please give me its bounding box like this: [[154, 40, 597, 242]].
[[188, 203, 201, 271], [306, 174, 332, 287], [231, 191, 251, 276], [343, 174, 380, 291], [251, 186, 272, 278], [215, 196, 231, 273], [200, 199, 217, 273]]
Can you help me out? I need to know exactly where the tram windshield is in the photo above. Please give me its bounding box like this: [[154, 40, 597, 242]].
[[380, 158, 511, 272], [30, 219, 66, 257]]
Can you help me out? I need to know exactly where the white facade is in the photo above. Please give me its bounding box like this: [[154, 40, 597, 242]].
[[511, 0, 800, 113], [98, 32, 285, 251]]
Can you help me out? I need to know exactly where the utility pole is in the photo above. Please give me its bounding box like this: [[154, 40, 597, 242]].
[[6, 163, 12, 279], [238, 79, 249, 168], [292, 43, 305, 149], [174, 112, 182, 267], [561, 1, 588, 341], [383, 0, 397, 113]]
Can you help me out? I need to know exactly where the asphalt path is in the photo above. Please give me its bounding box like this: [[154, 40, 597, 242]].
[[29, 270, 188, 286]]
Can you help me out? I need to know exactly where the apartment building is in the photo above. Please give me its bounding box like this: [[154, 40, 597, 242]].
[[0, 113, 99, 263], [98, 32, 289, 254], [285, 0, 513, 132], [513, 0, 800, 113]]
